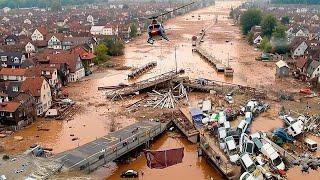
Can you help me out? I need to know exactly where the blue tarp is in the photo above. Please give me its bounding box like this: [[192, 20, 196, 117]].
[[190, 108, 203, 123]]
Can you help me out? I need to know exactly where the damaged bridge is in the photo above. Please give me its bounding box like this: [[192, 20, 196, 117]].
[[55, 120, 169, 173], [105, 70, 183, 100]]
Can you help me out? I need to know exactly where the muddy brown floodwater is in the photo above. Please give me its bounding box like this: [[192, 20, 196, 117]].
[[1, 0, 319, 179], [92, 133, 224, 180]]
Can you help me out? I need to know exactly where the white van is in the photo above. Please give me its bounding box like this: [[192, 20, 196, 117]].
[[304, 138, 317, 152], [225, 136, 239, 163], [261, 143, 285, 170], [237, 120, 249, 135], [223, 121, 231, 130], [239, 172, 255, 180], [239, 153, 256, 173], [245, 111, 253, 124], [283, 115, 296, 126], [218, 127, 227, 149], [218, 111, 226, 125], [246, 100, 257, 112], [287, 120, 303, 137]]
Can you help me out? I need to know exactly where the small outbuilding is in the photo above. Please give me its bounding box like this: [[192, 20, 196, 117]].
[[276, 60, 289, 77]]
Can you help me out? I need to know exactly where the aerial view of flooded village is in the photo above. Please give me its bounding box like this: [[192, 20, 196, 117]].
[[0, 0, 319, 179]]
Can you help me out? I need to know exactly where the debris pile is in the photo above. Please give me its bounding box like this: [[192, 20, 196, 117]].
[[128, 61, 157, 79]]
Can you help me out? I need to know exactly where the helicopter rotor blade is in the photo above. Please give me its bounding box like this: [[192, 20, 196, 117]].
[[148, 1, 196, 19]]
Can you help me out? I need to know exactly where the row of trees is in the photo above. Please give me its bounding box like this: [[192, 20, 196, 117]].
[[0, 0, 106, 9], [241, 9, 289, 54], [95, 37, 125, 64], [271, 0, 320, 4]]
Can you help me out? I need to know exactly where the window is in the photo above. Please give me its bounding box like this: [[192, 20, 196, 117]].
[[12, 86, 19, 92], [14, 57, 19, 63], [9, 113, 12, 117], [1, 112, 4, 116]]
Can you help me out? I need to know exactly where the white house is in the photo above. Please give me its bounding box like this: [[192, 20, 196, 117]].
[[21, 77, 52, 116], [311, 15, 319, 21], [90, 26, 104, 35], [295, 29, 309, 37], [68, 55, 85, 82], [24, 19, 32, 25], [0, 68, 27, 81], [47, 35, 64, 49], [292, 41, 308, 57], [253, 34, 263, 45], [25, 42, 36, 53], [2, 17, 9, 22], [87, 15, 94, 23], [3, 7, 11, 13], [31, 28, 46, 41], [306, 60, 320, 79]]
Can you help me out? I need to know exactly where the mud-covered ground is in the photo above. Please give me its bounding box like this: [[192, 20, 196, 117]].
[[1, 0, 319, 180]]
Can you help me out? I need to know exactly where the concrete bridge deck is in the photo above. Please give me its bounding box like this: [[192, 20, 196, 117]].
[[106, 70, 182, 100], [55, 120, 168, 172]]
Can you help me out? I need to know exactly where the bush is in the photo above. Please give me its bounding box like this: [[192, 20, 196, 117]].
[[2, 154, 9, 160]]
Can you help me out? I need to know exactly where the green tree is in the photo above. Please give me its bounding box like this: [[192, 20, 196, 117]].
[[229, 7, 234, 18], [50, 0, 61, 11], [260, 37, 272, 53], [272, 25, 288, 54], [281, 16, 290, 25], [261, 14, 277, 38], [129, 23, 138, 38], [123, 4, 129, 9], [103, 37, 125, 56], [95, 43, 109, 63], [247, 32, 254, 45], [240, 9, 262, 35], [272, 24, 287, 39]]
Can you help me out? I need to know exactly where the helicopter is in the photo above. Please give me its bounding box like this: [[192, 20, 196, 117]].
[[146, 1, 195, 44]]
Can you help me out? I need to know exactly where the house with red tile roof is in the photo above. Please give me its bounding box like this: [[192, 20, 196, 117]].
[[31, 27, 49, 41], [20, 77, 52, 116], [46, 52, 85, 82], [0, 68, 27, 81], [72, 46, 96, 67], [47, 33, 66, 50]]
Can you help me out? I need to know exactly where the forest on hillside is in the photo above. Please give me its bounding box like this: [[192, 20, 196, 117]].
[[0, 0, 107, 9], [271, 0, 320, 4]]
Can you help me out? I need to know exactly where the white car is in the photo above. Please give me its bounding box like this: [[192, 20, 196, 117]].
[[225, 94, 234, 104], [225, 136, 239, 163], [237, 120, 249, 135], [261, 143, 285, 171], [218, 127, 227, 149], [239, 172, 255, 180]]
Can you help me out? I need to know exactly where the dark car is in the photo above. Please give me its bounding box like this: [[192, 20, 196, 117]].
[[85, 69, 92, 76], [120, 170, 138, 178]]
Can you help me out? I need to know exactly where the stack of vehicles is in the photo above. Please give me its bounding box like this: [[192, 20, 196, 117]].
[[213, 100, 288, 180]]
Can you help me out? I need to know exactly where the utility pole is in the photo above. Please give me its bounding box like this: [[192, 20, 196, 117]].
[[175, 46, 178, 73]]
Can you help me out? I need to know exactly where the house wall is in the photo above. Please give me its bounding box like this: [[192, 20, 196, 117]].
[[296, 30, 307, 37], [25, 43, 36, 53], [48, 36, 62, 49], [47, 69, 59, 88], [311, 66, 320, 79], [38, 80, 52, 115], [31, 29, 44, 41], [276, 67, 289, 77], [253, 36, 262, 45], [68, 68, 85, 82], [1, 75, 26, 81], [293, 42, 308, 57]]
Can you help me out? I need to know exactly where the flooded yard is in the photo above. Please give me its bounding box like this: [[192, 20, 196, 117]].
[[1, 1, 319, 180]]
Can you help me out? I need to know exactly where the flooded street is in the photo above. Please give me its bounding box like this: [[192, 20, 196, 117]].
[[1, 1, 319, 179], [91, 133, 223, 180]]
